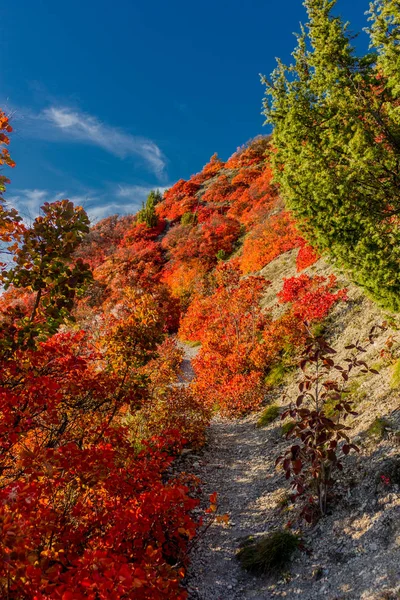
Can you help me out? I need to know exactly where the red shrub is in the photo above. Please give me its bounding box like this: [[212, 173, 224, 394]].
[[162, 216, 241, 266], [278, 274, 347, 322], [157, 180, 200, 221], [296, 242, 320, 271]]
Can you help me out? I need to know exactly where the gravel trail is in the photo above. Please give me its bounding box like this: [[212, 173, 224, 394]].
[[185, 413, 400, 600], [177, 326, 400, 600], [186, 414, 283, 600]]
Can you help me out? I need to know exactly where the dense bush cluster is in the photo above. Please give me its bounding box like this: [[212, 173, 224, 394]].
[[0, 115, 206, 598]]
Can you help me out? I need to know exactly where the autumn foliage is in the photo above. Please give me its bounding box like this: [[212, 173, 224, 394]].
[[278, 274, 347, 322], [240, 211, 303, 274], [0, 117, 345, 597], [180, 261, 270, 414], [0, 116, 206, 598]]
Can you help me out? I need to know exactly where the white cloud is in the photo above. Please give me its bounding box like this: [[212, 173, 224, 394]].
[[5, 183, 170, 225], [40, 106, 166, 177], [6, 189, 96, 224], [84, 202, 133, 222], [3, 101, 167, 178], [117, 184, 169, 199]]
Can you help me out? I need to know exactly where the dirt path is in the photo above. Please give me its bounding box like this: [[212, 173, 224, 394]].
[[185, 412, 400, 600], [186, 413, 285, 600]]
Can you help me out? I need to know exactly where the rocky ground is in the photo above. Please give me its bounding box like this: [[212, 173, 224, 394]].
[[185, 413, 400, 600], [182, 252, 400, 600]]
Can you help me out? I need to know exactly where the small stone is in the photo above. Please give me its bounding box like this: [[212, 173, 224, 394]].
[[181, 448, 193, 456], [369, 542, 378, 552]]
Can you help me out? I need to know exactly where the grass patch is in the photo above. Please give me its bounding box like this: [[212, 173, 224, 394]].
[[265, 362, 291, 388], [390, 358, 400, 389], [323, 395, 341, 418], [237, 530, 300, 575], [369, 360, 384, 373], [257, 405, 280, 428], [383, 315, 400, 331], [348, 380, 368, 400], [366, 417, 390, 441], [311, 322, 326, 338], [281, 421, 296, 437], [323, 384, 367, 418], [348, 380, 361, 394], [182, 339, 201, 348]]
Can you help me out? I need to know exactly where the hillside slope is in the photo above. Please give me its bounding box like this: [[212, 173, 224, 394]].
[[1, 117, 399, 598], [186, 250, 400, 600], [79, 137, 400, 599]]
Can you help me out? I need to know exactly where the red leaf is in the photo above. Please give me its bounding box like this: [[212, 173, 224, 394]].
[[293, 459, 302, 474]]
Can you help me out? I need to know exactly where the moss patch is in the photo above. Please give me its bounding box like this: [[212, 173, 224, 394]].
[[366, 417, 390, 441], [281, 421, 296, 437], [390, 358, 400, 389], [237, 530, 300, 575], [257, 405, 280, 428]]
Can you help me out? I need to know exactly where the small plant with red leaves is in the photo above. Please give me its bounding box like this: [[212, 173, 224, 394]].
[[277, 324, 383, 521]]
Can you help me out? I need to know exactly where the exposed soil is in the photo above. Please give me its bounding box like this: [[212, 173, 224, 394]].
[[186, 413, 400, 600]]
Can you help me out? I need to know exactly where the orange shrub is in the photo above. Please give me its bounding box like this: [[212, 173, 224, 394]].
[[162, 259, 207, 302], [241, 211, 303, 273], [180, 261, 270, 415], [144, 386, 212, 449]]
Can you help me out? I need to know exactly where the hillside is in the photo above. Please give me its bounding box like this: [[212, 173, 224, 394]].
[[186, 250, 400, 600], [0, 1, 399, 597], [75, 136, 400, 599], [0, 112, 399, 598]]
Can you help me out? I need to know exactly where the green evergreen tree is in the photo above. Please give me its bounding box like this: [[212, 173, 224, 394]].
[[262, 0, 400, 310], [136, 189, 161, 228]]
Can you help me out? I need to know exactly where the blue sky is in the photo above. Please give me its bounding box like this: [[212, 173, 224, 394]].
[[0, 0, 371, 223]]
